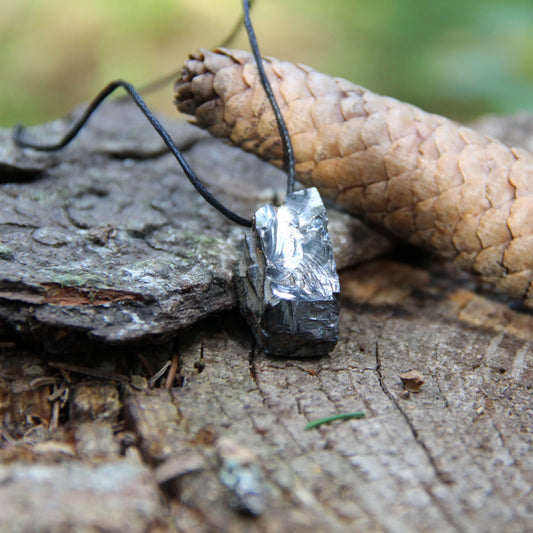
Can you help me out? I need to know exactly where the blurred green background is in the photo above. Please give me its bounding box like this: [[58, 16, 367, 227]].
[[2, 0, 532, 127]]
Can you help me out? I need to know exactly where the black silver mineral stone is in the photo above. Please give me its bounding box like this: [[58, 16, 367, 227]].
[[235, 187, 340, 357]]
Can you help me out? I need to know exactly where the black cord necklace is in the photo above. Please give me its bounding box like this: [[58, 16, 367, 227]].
[[13, 0, 340, 357]]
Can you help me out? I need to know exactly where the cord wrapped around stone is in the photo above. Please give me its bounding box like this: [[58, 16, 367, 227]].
[[175, 48, 533, 305]]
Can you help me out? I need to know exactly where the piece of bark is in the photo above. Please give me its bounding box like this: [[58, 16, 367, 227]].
[[70, 382, 121, 425], [0, 461, 164, 532], [399, 369, 425, 392], [75, 422, 120, 461], [0, 103, 389, 346], [0, 354, 52, 438]]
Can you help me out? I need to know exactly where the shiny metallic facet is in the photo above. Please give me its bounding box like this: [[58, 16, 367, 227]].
[[235, 187, 340, 357]]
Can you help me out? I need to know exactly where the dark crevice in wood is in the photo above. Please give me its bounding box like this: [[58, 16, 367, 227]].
[[374, 339, 463, 532]]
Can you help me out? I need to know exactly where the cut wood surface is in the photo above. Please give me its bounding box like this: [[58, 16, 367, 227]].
[[0, 103, 531, 532]]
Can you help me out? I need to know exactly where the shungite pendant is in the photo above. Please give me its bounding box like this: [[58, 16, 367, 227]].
[[235, 187, 340, 357]]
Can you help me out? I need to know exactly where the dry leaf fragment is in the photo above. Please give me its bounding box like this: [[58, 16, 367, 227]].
[[399, 370, 425, 392]]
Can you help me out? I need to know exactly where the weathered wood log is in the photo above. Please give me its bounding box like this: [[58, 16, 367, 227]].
[[0, 105, 531, 532]]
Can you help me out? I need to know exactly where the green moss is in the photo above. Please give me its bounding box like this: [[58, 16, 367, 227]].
[[0, 246, 15, 261], [175, 232, 226, 261], [29, 190, 49, 203], [48, 270, 108, 288]]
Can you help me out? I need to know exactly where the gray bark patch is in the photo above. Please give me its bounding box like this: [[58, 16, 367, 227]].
[[0, 103, 389, 345]]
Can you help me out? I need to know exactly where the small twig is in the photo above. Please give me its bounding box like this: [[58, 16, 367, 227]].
[[48, 383, 61, 433], [194, 342, 206, 375], [30, 376, 61, 389], [0, 341, 16, 350], [304, 412, 366, 430], [164, 351, 179, 389], [47, 383, 68, 403], [148, 360, 171, 388], [49, 398, 60, 433], [48, 361, 129, 382], [136, 352, 154, 376]]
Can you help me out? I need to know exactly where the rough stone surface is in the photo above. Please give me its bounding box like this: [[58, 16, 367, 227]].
[[236, 187, 340, 357], [0, 103, 389, 346]]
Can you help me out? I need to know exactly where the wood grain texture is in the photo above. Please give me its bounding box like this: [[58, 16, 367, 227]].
[[2, 106, 532, 533], [175, 48, 533, 305], [4, 271, 531, 532]]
